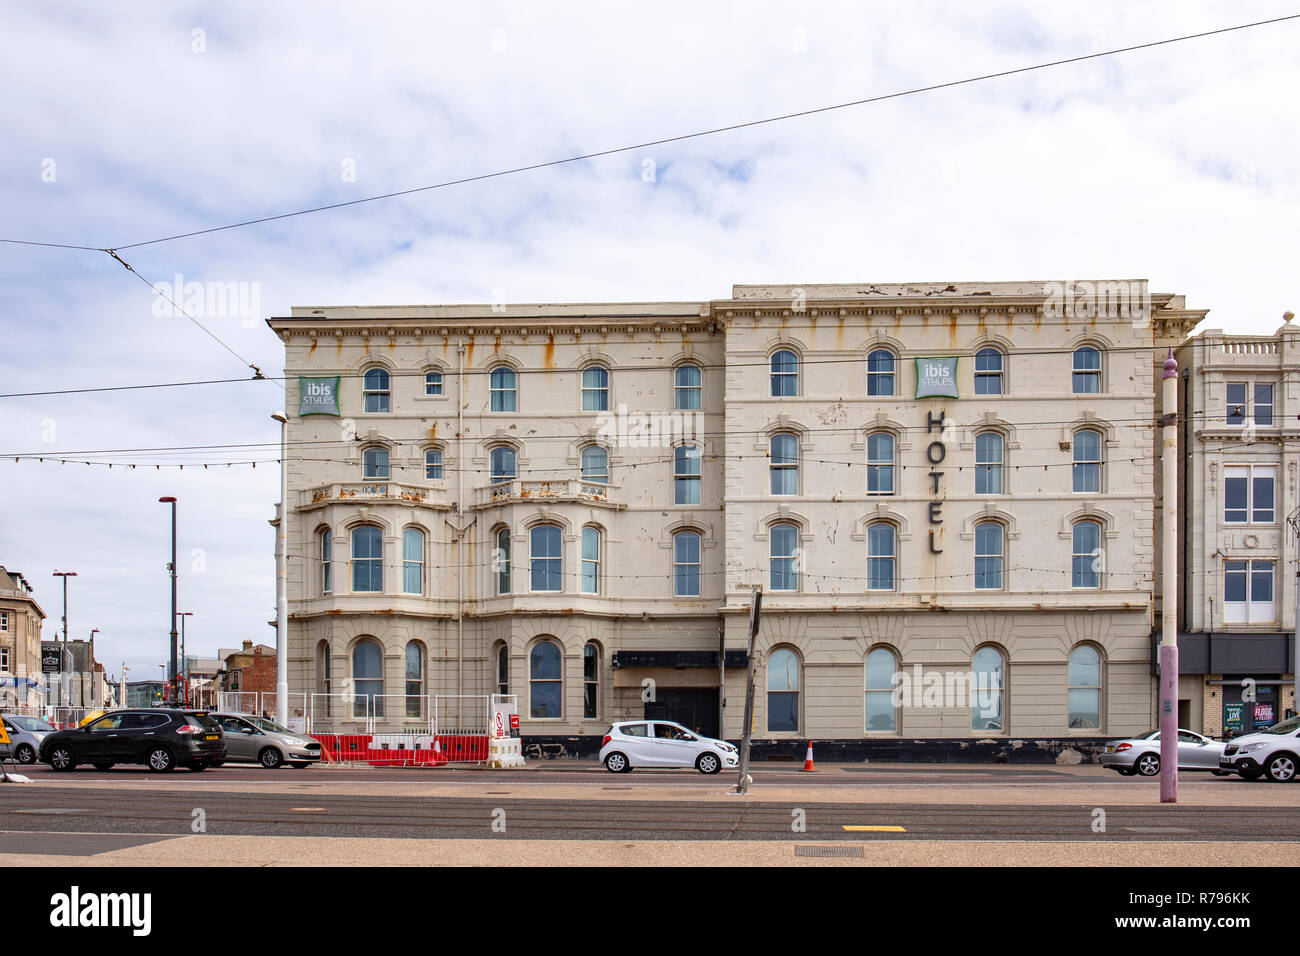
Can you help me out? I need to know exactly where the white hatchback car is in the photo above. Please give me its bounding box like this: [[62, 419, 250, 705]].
[[1219, 714, 1300, 782], [600, 720, 739, 774]]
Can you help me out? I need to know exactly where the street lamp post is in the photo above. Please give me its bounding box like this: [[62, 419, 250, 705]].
[[52, 571, 77, 708], [159, 497, 179, 705], [1159, 350, 1179, 804], [86, 628, 98, 708], [272, 412, 289, 725]]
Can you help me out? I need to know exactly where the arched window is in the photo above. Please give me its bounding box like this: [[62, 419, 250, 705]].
[[490, 446, 517, 484], [770, 523, 799, 591], [674, 530, 701, 597], [1068, 645, 1102, 729], [530, 525, 562, 592], [496, 644, 509, 695], [581, 527, 601, 594], [490, 366, 517, 412], [974, 521, 1004, 590], [674, 445, 701, 504], [581, 446, 609, 485], [352, 639, 383, 718], [867, 349, 896, 396], [971, 646, 1005, 731], [402, 528, 425, 595], [319, 528, 333, 594], [975, 432, 1003, 494], [974, 347, 1004, 395], [351, 526, 383, 593], [769, 433, 799, 495], [770, 349, 798, 396], [1072, 347, 1101, 394], [581, 366, 609, 411], [867, 523, 896, 591], [424, 370, 443, 396], [363, 367, 390, 413], [1072, 521, 1102, 589], [675, 364, 702, 410], [495, 527, 511, 595], [405, 641, 424, 717], [1072, 430, 1102, 493], [425, 448, 443, 480], [362, 446, 389, 479], [865, 648, 899, 732], [866, 432, 895, 495], [529, 640, 562, 718], [583, 642, 600, 719], [767, 648, 800, 732]]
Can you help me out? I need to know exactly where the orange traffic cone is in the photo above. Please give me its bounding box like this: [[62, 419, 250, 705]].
[[802, 741, 815, 772]]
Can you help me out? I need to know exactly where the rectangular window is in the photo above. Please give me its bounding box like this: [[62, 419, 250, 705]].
[[1226, 383, 1247, 425], [1227, 382, 1275, 427], [1223, 465, 1275, 524], [674, 447, 701, 505], [0, 647, 8, 671], [674, 533, 701, 597], [0, 610, 7, 632], [1224, 559, 1276, 624], [425, 371, 443, 396], [1254, 384, 1274, 426]]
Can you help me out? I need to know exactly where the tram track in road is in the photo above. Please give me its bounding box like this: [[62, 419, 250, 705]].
[[1, 788, 1297, 843]]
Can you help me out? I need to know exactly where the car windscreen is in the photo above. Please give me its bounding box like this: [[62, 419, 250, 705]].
[[249, 717, 292, 734], [9, 716, 55, 732], [1261, 716, 1300, 735]]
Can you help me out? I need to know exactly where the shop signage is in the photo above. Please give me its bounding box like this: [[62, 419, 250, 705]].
[[298, 376, 341, 417], [916, 357, 959, 399]]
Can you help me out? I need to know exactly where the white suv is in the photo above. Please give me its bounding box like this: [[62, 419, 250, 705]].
[[599, 720, 739, 774], [1219, 715, 1300, 782]]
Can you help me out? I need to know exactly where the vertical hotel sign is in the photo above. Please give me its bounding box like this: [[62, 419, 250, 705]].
[[916, 358, 958, 556], [298, 377, 341, 417]]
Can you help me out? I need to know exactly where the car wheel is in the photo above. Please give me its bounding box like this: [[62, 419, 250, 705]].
[[1135, 753, 1161, 776], [92, 762, 114, 771], [1116, 767, 1137, 776], [1264, 753, 1298, 783], [48, 745, 77, 772], [696, 753, 721, 775], [258, 747, 283, 769], [604, 752, 629, 774], [147, 746, 175, 772], [289, 762, 311, 769], [14, 743, 36, 765]]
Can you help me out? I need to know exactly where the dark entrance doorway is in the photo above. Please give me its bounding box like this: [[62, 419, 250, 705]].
[[645, 688, 719, 739]]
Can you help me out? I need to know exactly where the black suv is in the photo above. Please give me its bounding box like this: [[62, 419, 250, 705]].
[[40, 709, 226, 773]]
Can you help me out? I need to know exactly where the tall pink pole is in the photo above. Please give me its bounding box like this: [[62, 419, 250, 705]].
[[1160, 350, 1179, 803]]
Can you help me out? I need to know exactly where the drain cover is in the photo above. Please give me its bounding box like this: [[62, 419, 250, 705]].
[[795, 844, 863, 858]]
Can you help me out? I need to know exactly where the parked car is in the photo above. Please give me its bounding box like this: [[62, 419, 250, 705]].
[[1100, 729, 1230, 776], [1, 714, 57, 765], [39, 709, 225, 772], [599, 720, 739, 774], [210, 713, 320, 768], [1219, 715, 1300, 782]]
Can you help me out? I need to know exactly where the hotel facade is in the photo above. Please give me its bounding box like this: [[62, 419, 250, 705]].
[[269, 280, 1206, 759]]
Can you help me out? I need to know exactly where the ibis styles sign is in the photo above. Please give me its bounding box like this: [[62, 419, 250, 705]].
[[298, 376, 341, 417], [916, 357, 959, 398]]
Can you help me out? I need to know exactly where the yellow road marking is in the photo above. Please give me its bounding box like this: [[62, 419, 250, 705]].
[[842, 825, 906, 832]]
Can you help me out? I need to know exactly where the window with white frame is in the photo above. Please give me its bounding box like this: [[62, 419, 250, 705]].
[[583, 642, 600, 719], [405, 641, 424, 717], [1224, 558, 1275, 624], [867, 523, 896, 591], [490, 446, 517, 484], [866, 349, 896, 396], [581, 527, 601, 594], [1072, 347, 1101, 394], [425, 448, 443, 480], [675, 364, 701, 410], [974, 348, 1004, 395], [424, 371, 443, 396], [495, 527, 511, 595], [362, 446, 390, 480], [363, 367, 391, 412], [1227, 382, 1274, 427], [490, 366, 517, 412], [975, 432, 1004, 494], [971, 646, 1005, 731], [0, 610, 7, 632], [1068, 645, 1102, 730], [530, 640, 562, 718], [674, 445, 701, 505], [351, 526, 383, 593], [766, 647, 800, 732], [1072, 430, 1102, 494], [674, 530, 701, 597], [402, 528, 424, 595], [770, 350, 798, 396], [1071, 521, 1102, 589], [581, 446, 609, 485], [866, 432, 894, 495], [2, 646, 10, 671], [530, 525, 563, 592], [974, 521, 1004, 590], [320, 528, 333, 594], [769, 523, 799, 591], [864, 647, 899, 732], [1224, 465, 1275, 524], [581, 366, 609, 411], [769, 433, 799, 495]]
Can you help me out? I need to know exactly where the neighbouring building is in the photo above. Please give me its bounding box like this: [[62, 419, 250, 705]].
[[0, 567, 46, 709], [219, 641, 277, 702], [269, 280, 1205, 760], [1177, 318, 1299, 737]]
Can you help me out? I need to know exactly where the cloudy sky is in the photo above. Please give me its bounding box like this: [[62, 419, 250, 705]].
[[1, 2, 1297, 683]]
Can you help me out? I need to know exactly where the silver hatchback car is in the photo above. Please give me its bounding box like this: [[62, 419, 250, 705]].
[[210, 713, 321, 769], [1, 713, 57, 765]]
